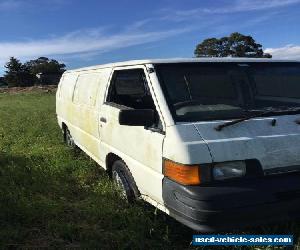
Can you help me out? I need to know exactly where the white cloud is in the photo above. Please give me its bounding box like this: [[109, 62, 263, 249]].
[[0, 0, 22, 10], [227, 0, 300, 12], [0, 26, 191, 64], [265, 45, 300, 60], [161, 0, 300, 21], [0, 0, 68, 12], [1, 0, 298, 74]]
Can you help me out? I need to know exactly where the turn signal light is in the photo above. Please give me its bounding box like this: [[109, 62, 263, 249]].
[[163, 159, 201, 185]]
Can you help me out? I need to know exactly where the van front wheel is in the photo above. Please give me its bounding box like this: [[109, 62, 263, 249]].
[[111, 160, 138, 202]]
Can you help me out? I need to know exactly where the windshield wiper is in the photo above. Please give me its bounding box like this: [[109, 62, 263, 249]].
[[215, 107, 300, 131]]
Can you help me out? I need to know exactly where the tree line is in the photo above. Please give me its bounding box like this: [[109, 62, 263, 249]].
[[194, 32, 271, 58], [1, 32, 271, 87], [3, 57, 66, 87]]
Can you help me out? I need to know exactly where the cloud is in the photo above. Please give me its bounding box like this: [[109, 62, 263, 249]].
[[265, 45, 300, 60], [226, 0, 300, 12], [1, 0, 298, 74], [0, 26, 191, 64], [0, 0, 22, 10], [161, 0, 300, 21], [0, 0, 68, 12]]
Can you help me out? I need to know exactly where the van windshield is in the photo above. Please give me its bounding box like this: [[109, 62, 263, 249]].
[[155, 62, 300, 122]]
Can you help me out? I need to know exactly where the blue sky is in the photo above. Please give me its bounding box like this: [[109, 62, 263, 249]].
[[0, 0, 300, 75]]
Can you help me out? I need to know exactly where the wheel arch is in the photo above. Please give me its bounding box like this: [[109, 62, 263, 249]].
[[105, 152, 121, 177], [105, 152, 140, 198]]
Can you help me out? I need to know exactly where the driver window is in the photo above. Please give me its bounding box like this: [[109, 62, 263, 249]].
[[107, 69, 155, 110]]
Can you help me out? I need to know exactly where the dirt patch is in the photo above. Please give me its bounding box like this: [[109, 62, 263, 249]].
[[0, 85, 57, 94]]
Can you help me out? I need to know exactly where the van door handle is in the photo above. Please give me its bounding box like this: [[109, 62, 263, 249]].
[[100, 117, 107, 123]]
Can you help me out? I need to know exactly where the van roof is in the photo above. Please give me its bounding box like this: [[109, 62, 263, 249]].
[[66, 57, 299, 73]]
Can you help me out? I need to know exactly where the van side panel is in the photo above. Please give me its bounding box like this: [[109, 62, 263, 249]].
[[56, 68, 112, 167], [98, 65, 165, 204], [57, 66, 165, 204], [70, 72, 102, 160], [56, 72, 78, 128]]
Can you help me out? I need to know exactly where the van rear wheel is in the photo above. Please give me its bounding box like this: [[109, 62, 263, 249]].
[[111, 160, 139, 202], [64, 127, 76, 149]]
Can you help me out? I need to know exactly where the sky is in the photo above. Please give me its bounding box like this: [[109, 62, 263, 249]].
[[0, 0, 300, 75]]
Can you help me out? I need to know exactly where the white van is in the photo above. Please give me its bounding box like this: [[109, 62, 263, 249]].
[[56, 58, 300, 232]]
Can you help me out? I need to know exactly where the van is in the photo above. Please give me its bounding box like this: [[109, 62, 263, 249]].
[[56, 58, 300, 232]]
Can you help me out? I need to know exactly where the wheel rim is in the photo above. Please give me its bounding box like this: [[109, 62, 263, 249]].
[[112, 171, 127, 199], [66, 130, 74, 147]]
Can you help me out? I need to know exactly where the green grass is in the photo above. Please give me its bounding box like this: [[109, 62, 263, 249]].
[[0, 91, 299, 249]]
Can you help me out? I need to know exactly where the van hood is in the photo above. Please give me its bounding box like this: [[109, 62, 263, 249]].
[[193, 114, 300, 171]]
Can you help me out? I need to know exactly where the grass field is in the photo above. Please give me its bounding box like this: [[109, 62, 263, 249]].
[[0, 91, 299, 249]]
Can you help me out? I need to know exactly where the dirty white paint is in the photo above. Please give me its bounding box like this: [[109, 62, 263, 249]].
[[56, 58, 300, 213], [193, 116, 300, 169], [57, 63, 166, 205]]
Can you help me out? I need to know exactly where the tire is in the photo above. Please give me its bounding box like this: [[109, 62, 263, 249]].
[[64, 127, 76, 149], [111, 160, 139, 202]]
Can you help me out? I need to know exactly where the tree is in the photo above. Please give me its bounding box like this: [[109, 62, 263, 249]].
[[24, 57, 66, 85], [4, 57, 35, 87], [194, 32, 272, 58], [3, 57, 66, 87], [0, 76, 7, 87], [24, 57, 66, 76]]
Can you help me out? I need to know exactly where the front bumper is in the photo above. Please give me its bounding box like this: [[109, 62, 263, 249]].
[[162, 172, 300, 232]]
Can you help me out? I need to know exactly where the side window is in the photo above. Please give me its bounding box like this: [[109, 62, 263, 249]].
[[107, 69, 155, 110]]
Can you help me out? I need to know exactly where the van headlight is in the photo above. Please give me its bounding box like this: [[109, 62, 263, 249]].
[[213, 161, 246, 180]]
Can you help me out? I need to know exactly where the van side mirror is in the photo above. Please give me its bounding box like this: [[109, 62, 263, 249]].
[[119, 109, 155, 126]]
